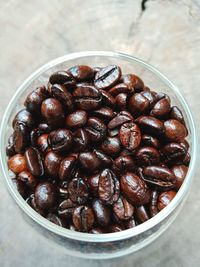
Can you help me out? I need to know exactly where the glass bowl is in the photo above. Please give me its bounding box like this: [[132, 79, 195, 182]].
[[0, 51, 197, 259]]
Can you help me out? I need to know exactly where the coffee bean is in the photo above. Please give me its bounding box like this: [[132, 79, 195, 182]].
[[13, 179, 28, 199], [85, 117, 107, 143], [115, 93, 127, 110], [44, 151, 62, 178], [136, 116, 164, 136], [94, 65, 121, 89], [49, 70, 74, 85], [13, 109, 35, 130], [128, 93, 150, 117], [141, 90, 156, 107], [25, 86, 48, 114], [25, 147, 44, 177], [172, 165, 188, 189], [66, 110, 87, 129], [73, 128, 90, 152], [121, 74, 144, 92], [119, 122, 141, 151], [79, 152, 101, 173], [164, 119, 187, 142], [135, 206, 149, 222], [37, 134, 49, 154], [150, 98, 171, 117], [113, 196, 134, 221], [18, 171, 38, 189], [112, 155, 135, 175], [13, 123, 29, 153], [136, 146, 160, 166], [87, 174, 100, 197], [141, 134, 160, 148], [68, 178, 89, 204], [92, 199, 111, 226], [48, 129, 73, 153], [108, 111, 133, 130], [6, 134, 16, 157], [101, 137, 121, 155], [120, 172, 150, 205], [161, 142, 187, 165], [170, 106, 185, 125], [26, 193, 46, 216], [108, 83, 131, 96], [72, 206, 94, 232], [93, 149, 112, 168], [59, 156, 77, 180], [148, 190, 159, 217], [100, 89, 116, 107], [58, 198, 76, 219], [93, 107, 115, 121], [46, 213, 66, 227], [8, 154, 27, 174], [98, 169, 120, 205], [68, 65, 94, 81], [158, 191, 176, 210]]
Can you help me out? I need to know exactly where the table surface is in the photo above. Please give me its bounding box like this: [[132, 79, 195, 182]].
[[1, 0, 200, 266]]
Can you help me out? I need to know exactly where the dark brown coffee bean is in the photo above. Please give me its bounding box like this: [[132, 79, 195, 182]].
[[66, 110, 87, 129], [48, 129, 73, 153], [37, 134, 49, 154], [98, 169, 120, 205], [136, 116, 164, 136], [150, 98, 171, 118], [59, 156, 77, 180], [87, 174, 100, 197], [90, 227, 105, 234], [94, 65, 121, 90], [100, 89, 116, 108], [73, 85, 102, 110], [79, 152, 101, 173], [18, 171, 38, 189], [119, 122, 141, 151], [110, 224, 124, 232], [6, 134, 16, 157], [141, 90, 156, 107], [85, 117, 107, 143], [93, 149, 112, 168], [121, 74, 144, 92], [170, 106, 185, 125], [13, 123, 28, 153], [93, 107, 115, 121], [108, 83, 131, 96], [44, 151, 62, 178], [34, 182, 58, 209], [68, 65, 94, 81], [46, 213, 66, 227], [161, 142, 187, 165], [113, 196, 134, 221], [25, 147, 44, 176], [141, 134, 160, 148], [158, 191, 176, 210], [92, 199, 111, 226], [72, 206, 94, 232], [108, 111, 133, 130], [13, 109, 35, 130], [135, 206, 149, 222], [115, 93, 127, 110], [26, 193, 46, 216], [68, 178, 89, 204], [58, 198, 76, 219], [112, 155, 135, 175], [49, 70, 74, 85], [73, 128, 90, 152], [148, 190, 159, 217], [120, 172, 150, 205], [172, 165, 188, 189], [8, 154, 27, 174], [25, 86, 48, 114], [136, 146, 160, 166], [101, 137, 121, 155], [164, 119, 187, 142], [125, 217, 136, 229], [128, 93, 150, 117]]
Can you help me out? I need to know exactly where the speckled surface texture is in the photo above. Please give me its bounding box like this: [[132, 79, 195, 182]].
[[0, 0, 200, 266]]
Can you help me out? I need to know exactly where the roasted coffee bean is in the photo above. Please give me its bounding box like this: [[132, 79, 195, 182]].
[[34, 182, 58, 209], [170, 106, 185, 125], [90, 227, 105, 234], [136, 146, 160, 166], [112, 155, 135, 175], [79, 152, 101, 173], [48, 129, 73, 153], [68, 65, 94, 81], [135, 206, 149, 223], [58, 198, 76, 219], [93, 107, 115, 121], [85, 117, 106, 143], [66, 110, 87, 129], [119, 122, 141, 151], [172, 165, 188, 189], [73, 128, 90, 152], [148, 190, 159, 217], [94, 65, 121, 90], [13, 179, 28, 199], [92, 199, 111, 226], [49, 70, 74, 85], [13, 109, 35, 129], [164, 119, 187, 142], [13, 123, 28, 153], [161, 142, 187, 165], [26, 193, 46, 216], [141, 90, 156, 107], [18, 171, 38, 189], [136, 116, 164, 136], [68, 178, 89, 204], [98, 169, 120, 205], [121, 74, 144, 92], [93, 149, 112, 168], [128, 93, 150, 117], [73, 85, 102, 110], [115, 93, 127, 110], [113, 196, 134, 221], [158, 191, 176, 210], [59, 156, 77, 180], [108, 83, 131, 96], [46, 213, 66, 227], [6, 134, 16, 157], [8, 154, 27, 174], [72, 206, 94, 232], [100, 89, 116, 107], [101, 137, 121, 155], [25, 147, 44, 176], [125, 217, 136, 229], [108, 111, 133, 130], [44, 151, 62, 178], [87, 174, 100, 197], [37, 134, 49, 154], [120, 172, 150, 205], [49, 84, 74, 111], [110, 224, 124, 232], [150, 98, 171, 117], [25, 86, 48, 114], [141, 134, 160, 148]]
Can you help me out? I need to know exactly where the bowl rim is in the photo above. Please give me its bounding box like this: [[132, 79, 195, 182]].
[[0, 50, 197, 242]]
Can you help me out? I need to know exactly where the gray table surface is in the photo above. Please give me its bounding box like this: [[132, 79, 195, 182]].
[[1, 0, 200, 266]]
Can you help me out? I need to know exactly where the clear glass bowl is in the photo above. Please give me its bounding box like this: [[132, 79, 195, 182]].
[[0, 51, 197, 259]]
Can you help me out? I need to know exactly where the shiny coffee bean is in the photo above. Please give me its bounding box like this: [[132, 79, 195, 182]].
[[87, 173, 100, 197], [34, 182, 58, 209], [72, 206, 95, 232], [164, 119, 187, 142], [119, 122, 141, 151], [121, 74, 144, 92], [49, 70, 74, 85], [46, 213, 66, 227], [6, 134, 16, 157], [37, 134, 49, 154], [112, 155, 135, 175], [128, 93, 150, 117], [150, 98, 171, 117], [59, 156, 77, 180], [25, 86, 48, 114], [13, 123, 28, 153], [66, 110, 87, 129], [94, 65, 121, 90], [100, 89, 116, 107], [68, 65, 94, 81], [26, 193, 46, 216], [136, 146, 160, 166], [93, 149, 112, 168], [85, 117, 106, 143], [113, 196, 134, 221], [93, 107, 115, 121], [13, 109, 35, 129], [141, 90, 156, 107], [108, 83, 131, 96], [98, 168, 120, 205], [8, 154, 27, 174], [120, 172, 150, 205], [172, 165, 188, 189], [79, 152, 101, 173], [115, 93, 127, 110], [18, 171, 38, 189], [135, 206, 149, 222], [48, 129, 73, 153], [158, 191, 176, 210], [148, 190, 159, 217], [44, 151, 62, 178], [73, 128, 90, 152], [58, 198, 76, 219], [101, 137, 121, 155], [92, 199, 111, 226], [170, 106, 185, 125], [108, 111, 133, 130], [161, 142, 187, 165], [68, 178, 89, 204], [25, 147, 44, 176], [136, 116, 164, 136], [141, 134, 160, 148]]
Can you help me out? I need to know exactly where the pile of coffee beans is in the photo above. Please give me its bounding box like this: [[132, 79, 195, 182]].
[[7, 65, 190, 233]]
